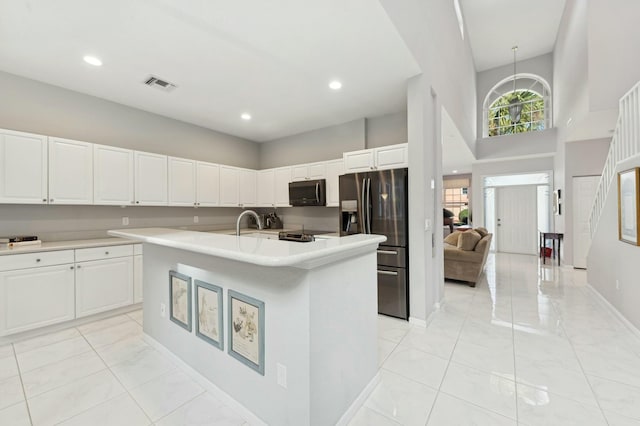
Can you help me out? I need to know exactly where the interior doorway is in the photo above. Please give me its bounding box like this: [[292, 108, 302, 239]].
[[572, 175, 600, 269]]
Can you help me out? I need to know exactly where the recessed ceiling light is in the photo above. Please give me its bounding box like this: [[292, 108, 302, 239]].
[[241, 113, 251, 121], [329, 80, 342, 90], [83, 55, 102, 67], [452, 170, 458, 174]]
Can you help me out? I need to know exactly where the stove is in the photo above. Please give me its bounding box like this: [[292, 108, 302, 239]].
[[278, 229, 333, 243]]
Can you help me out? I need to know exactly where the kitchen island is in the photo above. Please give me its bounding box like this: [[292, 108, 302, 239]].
[[108, 228, 385, 426]]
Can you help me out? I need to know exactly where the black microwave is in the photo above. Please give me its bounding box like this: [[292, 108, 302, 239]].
[[289, 179, 326, 206]]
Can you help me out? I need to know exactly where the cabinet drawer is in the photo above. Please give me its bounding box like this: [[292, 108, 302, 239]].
[[133, 244, 143, 256], [0, 250, 75, 272], [75, 244, 134, 262]]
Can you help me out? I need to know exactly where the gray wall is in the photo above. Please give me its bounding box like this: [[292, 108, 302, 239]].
[[259, 119, 365, 169], [366, 111, 408, 148], [0, 71, 260, 169], [563, 138, 610, 265], [588, 154, 640, 330], [476, 128, 557, 160]]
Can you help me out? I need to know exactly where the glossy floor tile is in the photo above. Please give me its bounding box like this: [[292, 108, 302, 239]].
[[3, 252, 640, 425]]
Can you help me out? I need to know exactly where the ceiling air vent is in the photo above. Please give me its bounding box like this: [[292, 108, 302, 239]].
[[143, 75, 177, 92]]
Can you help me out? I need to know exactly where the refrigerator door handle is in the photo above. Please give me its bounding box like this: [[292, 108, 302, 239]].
[[361, 178, 367, 234], [377, 270, 398, 276], [366, 178, 372, 234]]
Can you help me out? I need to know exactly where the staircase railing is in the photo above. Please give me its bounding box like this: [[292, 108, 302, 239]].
[[590, 81, 640, 237]]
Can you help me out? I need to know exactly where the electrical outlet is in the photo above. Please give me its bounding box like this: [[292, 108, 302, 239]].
[[122, 217, 129, 226], [277, 363, 287, 388], [193, 215, 199, 223], [160, 303, 166, 318], [616, 280, 620, 290]]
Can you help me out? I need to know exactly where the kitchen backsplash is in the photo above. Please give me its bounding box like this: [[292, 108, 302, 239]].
[[257, 206, 339, 232], [0, 205, 244, 242]]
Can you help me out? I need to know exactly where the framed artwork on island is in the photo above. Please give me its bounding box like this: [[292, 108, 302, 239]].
[[618, 167, 640, 245], [169, 270, 192, 331], [194, 280, 223, 350], [228, 290, 265, 375]]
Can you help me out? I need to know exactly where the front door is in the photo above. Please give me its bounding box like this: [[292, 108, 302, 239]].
[[572, 176, 600, 268], [497, 185, 537, 255]]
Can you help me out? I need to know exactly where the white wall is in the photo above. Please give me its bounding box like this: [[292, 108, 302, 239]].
[[588, 0, 640, 111], [588, 154, 640, 330], [380, 0, 476, 322], [471, 156, 555, 229], [476, 128, 557, 160], [563, 138, 610, 265]]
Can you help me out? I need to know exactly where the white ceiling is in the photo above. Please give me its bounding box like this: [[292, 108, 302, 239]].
[[460, 0, 567, 71], [0, 0, 421, 142]]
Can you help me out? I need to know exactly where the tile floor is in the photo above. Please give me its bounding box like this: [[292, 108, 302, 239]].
[[1, 252, 640, 425]]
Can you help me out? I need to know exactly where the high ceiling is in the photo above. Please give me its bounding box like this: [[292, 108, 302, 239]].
[[460, 0, 567, 71], [0, 0, 420, 142], [0, 1, 573, 174]]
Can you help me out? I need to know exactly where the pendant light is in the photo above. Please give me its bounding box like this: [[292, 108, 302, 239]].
[[508, 46, 522, 124]]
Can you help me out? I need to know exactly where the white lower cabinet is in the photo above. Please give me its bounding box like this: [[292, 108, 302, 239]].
[[133, 254, 143, 303], [0, 264, 75, 336], [0, 243, 143, 336], [75, 256, 134, 318]]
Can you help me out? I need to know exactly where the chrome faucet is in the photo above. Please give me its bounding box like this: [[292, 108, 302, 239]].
[[236, 210, 263, 236]]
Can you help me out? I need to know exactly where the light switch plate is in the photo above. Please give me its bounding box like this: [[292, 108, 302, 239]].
[[122, 217, 129, 226], [277, 363, 287, 388], [193, 216, 199, 223]]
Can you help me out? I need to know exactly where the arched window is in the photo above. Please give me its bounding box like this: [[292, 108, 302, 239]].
[[483, 74, 551, 138]]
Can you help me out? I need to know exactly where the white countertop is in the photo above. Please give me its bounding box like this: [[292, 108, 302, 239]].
[[0, 238, 138, 256], [108, 227, 385, 269]]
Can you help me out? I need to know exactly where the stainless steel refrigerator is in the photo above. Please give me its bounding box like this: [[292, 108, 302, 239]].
[[339, 168, 409, 320]]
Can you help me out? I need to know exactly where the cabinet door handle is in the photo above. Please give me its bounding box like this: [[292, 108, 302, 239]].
[[70, 266, 74, 270], [76, 265, 81, 269], [42, 198, 47, 202], [49, 198, 54, 202], [35, 258, 41, 262], [105, 251, 109, 255], [136, 201, 140, 204]]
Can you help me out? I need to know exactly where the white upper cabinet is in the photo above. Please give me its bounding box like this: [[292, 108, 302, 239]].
[[291, 162, 326, 181], [168, 157, 196, 206], [375, 143, 408, 170], [93, 144, 134, 205], [0, 129, 48, 204], [274, 167, 292, 207], [343, 149, 374, 172], [219, 165, 239, 207], [196, 161, 220, 207], [238, 168, 257, 207], [48, 137, 93, 204], [257, 169, 275, 207], [324, 159, 344, 207], [134, 151, 168, 205], [343, 143, 408, 173]]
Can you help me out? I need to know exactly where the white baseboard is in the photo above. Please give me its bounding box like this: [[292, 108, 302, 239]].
[[144, 334, 267, 426], [585, 284, 640, 340], [0, 303, 142, 346], [335, 372, 381, 426], [409, 317, 427, 328]]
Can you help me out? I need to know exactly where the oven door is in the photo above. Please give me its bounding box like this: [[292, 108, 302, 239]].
[[377, 265, 408, 320]]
